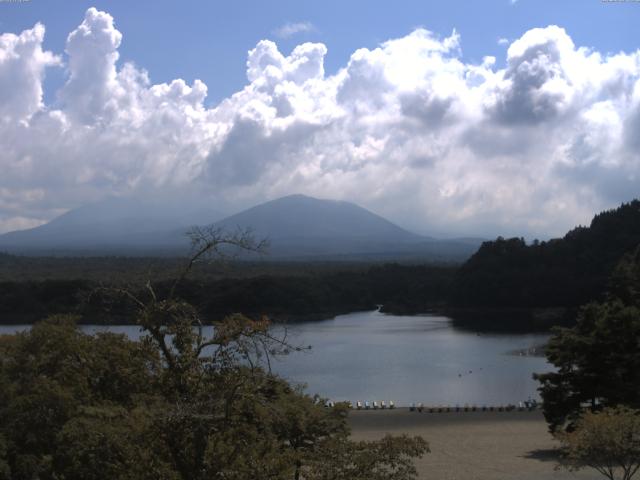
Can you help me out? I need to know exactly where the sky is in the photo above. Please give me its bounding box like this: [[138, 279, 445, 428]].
[[0, 0, 639, 238]]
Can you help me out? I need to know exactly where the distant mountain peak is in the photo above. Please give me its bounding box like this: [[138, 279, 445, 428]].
[[0, 194, 481, 261], [216, 194, 419, 242]]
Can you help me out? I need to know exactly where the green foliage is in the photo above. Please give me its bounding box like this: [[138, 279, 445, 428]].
[[306, 434, 429, 480], [0, 433, 9, 480], [54, 405, 175, 480], [0, 230, 429, 479], [0, 316, 159, 479], [0, 279, 90, 322], [609, 247, 640, 306], [536, 246, 640, 432], [536, 302, 640, 432], [0, 313, 429, 480], [0, 262, 456, 324], [556, 406, 640, 480], [451, 200, 640, 313]]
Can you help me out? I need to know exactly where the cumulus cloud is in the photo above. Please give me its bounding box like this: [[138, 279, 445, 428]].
[[60, 7, 123, 124], [0, 8, 639, 237], [273, 21, 316, 39], [0, 22, 60, 123]]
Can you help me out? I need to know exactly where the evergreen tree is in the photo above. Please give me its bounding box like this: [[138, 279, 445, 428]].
[[536, 246, 640, 432]]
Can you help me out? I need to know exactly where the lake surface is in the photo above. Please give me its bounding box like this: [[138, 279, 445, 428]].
[[0, 310, 551, 406]]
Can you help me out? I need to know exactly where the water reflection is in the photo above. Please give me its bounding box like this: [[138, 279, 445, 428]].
[[271, 310, 551, 406]]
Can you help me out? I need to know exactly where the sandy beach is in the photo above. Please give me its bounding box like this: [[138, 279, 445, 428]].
[[348, 409, 600, 480]]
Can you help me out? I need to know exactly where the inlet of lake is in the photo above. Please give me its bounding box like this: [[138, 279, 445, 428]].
[[0, 309, 551, 406]]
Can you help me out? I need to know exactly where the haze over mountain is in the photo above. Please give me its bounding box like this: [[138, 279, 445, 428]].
[[0, 194, 481, 261], [213, 195, 481, 260], [0, 196, 223, 255], [217, 194, 417, 240]]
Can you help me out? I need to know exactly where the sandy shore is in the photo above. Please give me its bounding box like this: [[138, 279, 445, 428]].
[[348, 409, 600, 480]]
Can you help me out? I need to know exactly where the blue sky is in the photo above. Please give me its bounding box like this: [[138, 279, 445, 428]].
[[1, 0, 640, 237], [2, 0, 638, 105]]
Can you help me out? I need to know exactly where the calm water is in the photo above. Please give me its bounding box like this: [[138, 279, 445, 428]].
[[0, 310, 551, 406]]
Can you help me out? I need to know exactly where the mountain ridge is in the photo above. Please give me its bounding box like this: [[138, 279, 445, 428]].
[[213, 194, 423, 241], [0, 194, 481, 261]]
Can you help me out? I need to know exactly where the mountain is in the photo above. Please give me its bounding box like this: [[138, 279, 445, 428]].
[[450, 199, 640, 309], [0, 194, 481, 261], [0, 196, 222, 255], [212, 194, 479, 260], [215, 194, 418, 241]]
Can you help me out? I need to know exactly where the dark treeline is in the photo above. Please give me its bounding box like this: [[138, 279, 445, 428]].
[[447, 200, 640, 329], [0, 263, 456, 325], [0, 253, 381, 282], [452, 200, 640, 308], [2, 200, 640, 331]]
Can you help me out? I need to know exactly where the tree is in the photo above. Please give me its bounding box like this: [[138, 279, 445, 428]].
[[556, 406, 640, 480], [110, 226, 429, 479], [0, 316, 162, 480], [535, 301, 640, 432], [608, 246, 640, 307], [0, 433, 9, 480], [535, 246, 640, 433], [306, 434, 429, 480], [0, 227, 429, 479], [451, 200, 640, 316], [53, 405, 176, 480]]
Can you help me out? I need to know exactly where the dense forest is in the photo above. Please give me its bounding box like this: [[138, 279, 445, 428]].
[[0, 260, 455, 325], [1, 200, 640, 331], [452, 200, 640, 308], [442, 201, 640, 329]]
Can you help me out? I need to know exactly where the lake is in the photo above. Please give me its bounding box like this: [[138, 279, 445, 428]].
[[0, 310, 551, 406]]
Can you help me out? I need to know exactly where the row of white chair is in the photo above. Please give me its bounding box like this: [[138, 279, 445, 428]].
[[354, 400, 395, 410]]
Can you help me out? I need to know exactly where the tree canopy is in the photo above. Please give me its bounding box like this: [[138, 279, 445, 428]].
[[452, 200, 640, 311], [0, 228, 428, 480], [556, 406, 640, 480], [535, 246, 640, 433]]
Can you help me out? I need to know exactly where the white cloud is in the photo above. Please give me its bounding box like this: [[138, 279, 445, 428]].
[[273, 21, 315, 39], [498, 37, 509, 46], [0, 9, 639, 237], [60, 7, 122, 124], [0, 22, 60, 123]]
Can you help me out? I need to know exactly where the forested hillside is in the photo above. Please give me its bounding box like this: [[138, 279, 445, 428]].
[[451, 200, 640, 309]]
